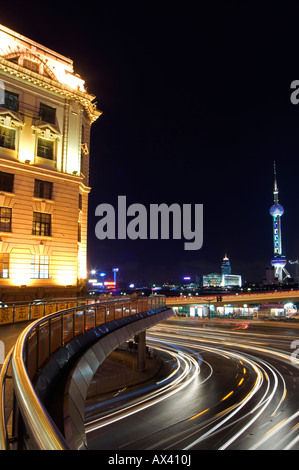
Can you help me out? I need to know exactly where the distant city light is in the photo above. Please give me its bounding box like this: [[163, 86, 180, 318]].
[[99, 272, 106, 277]]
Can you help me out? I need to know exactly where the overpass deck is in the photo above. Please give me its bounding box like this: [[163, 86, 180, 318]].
[[166, 290, 299, 306]]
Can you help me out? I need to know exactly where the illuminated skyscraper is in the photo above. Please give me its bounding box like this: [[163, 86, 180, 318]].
[[269, 162, 290, 282], [221, 254, 231, 275]]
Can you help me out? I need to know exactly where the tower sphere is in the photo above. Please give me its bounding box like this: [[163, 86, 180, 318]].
[[271, 256, 287, 268], [270, 203, 284, 217]]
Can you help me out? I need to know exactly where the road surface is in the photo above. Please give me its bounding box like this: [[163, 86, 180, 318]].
[[85, 318, 299, 450]]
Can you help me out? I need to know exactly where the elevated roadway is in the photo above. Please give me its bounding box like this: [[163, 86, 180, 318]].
[[166, 290, 299, 307], [0, 295, 173, 450]]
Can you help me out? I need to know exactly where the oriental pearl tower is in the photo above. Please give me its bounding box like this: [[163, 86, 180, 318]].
[[269, 162, 290, 282]]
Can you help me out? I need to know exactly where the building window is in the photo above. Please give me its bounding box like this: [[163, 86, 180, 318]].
[[39, 103, 56, 125], [37, 137, 54, 160], [0, 253, 9, 278], [0, 171, 14, 192], [3, 91, 19, 112], [34, 179, 53, 199], [31, 254, 49, 279], [0, 207, 12, 232], [32, 212, 51, 236], [80, 153, 84, 175], [78, 222, 81, 242], [0, 125, 15, 150], [79, 193, 82, 210]]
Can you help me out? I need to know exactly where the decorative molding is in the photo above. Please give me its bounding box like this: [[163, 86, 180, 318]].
[[0, 108, 24, 128], [31, 122, 61, 140], [0, 57, 102, 123]]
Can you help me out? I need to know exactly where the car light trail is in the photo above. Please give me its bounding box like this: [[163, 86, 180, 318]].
[[85, 341, 201, 434], [86, 320, 299, 451], [250, 411, 299, 450], [150, 324, 290, 450]]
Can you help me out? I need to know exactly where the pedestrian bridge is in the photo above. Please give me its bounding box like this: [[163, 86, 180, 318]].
[[0, 296, 173, 450]]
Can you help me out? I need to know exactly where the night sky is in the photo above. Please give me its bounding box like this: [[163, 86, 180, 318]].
[[2, 2, 299, 284]]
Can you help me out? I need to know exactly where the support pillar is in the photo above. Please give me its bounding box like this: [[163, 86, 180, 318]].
[[135, 330, 146, 371]]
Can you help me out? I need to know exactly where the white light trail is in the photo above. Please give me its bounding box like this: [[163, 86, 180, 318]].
[[85, 341, 200, 434]]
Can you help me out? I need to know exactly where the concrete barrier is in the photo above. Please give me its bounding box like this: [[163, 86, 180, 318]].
[[63, 307, 173, 449]]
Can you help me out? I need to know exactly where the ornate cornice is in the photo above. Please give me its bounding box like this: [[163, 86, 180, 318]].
[[0, 57, 102, 123]]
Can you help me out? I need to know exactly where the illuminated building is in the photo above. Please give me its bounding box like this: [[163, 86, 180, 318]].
[[220, 255, 241, 286], [113, 267, 119, 284], [221, 254, 231, 275], [203, 255, 242, 287], [203, 273, 222, 287], [221, 274, 242, 287], [269, 162, 290, 282], [0, 24, 101, 300]]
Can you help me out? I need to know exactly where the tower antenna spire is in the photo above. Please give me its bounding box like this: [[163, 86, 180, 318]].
[[274, 160, 277, 190], [273, 160, 278, 201]]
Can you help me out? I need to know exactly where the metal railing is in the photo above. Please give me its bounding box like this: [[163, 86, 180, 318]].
[[0, 295, 166, 450], [0, 296, 119, 326]]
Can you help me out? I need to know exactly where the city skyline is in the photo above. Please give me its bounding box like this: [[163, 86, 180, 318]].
[[2, 3, 299, 284]]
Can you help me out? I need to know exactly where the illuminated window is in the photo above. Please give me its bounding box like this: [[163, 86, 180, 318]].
[[31, 254, 49, 279], [32, 212, 51, 236], [0, 125, 15, 150], [0, 253, 9, 278], [39, 103, 56, 125], [0, 171, 14, 192], [37, 137, 54, 160], [0, 207, 12, 232], [34, 179, 53, 199]]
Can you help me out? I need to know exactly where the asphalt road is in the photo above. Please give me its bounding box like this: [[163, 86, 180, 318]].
[[85, 318, 299, 450]]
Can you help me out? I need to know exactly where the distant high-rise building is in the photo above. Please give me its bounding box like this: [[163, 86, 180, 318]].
[[221, 254, 231, 275]]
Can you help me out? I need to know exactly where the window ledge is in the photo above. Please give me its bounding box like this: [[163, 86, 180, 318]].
[[34, 156, 57, 169], [32, 197, 54, 203], [0, 191, 15, 197], [31, 234, 52, 239]]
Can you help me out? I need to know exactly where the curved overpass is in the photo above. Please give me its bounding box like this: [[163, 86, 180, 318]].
[[0, 296, 173, 450]]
